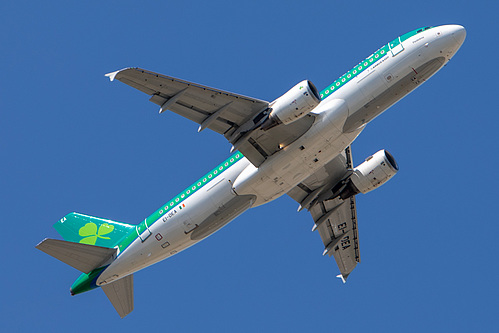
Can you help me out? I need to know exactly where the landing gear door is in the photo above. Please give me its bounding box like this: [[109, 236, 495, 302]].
[[389, 36, 404, 56]]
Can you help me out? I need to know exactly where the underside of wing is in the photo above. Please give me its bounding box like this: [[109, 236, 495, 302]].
[[231, 113, 315, 166], [107, 67, 268, 135], [35, 238, 116, 274], [107, 68, 316, 167], [287, 147, 360, 280]]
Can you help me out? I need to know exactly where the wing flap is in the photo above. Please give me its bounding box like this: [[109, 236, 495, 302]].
[[35, 238, 116, 274], [102, 274, 134, 318]]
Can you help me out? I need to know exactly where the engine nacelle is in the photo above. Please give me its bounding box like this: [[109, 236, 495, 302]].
[[339, 150, 399, 199], [268, 80, 321, 125]]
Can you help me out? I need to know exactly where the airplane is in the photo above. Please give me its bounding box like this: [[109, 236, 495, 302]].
[[36, 24, 466, 318]]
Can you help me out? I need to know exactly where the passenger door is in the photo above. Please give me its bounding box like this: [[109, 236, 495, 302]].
[[389, 36, 404, 56]]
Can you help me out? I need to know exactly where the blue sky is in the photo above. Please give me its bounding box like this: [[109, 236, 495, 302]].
[[2, 1, 498, 332]]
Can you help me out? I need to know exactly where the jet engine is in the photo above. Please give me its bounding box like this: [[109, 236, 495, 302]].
[[339, 150, 399, 200], [266, 80, 321, 126]]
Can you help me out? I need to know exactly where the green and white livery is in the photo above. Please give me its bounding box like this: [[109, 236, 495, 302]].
[[37, 25, 466, 318]]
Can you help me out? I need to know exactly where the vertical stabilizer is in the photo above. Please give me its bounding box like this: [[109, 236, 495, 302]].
[[54, 213, 135, 248]]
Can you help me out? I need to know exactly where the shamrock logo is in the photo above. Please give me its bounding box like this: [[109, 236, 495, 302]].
[[78, 222, 114, 245]]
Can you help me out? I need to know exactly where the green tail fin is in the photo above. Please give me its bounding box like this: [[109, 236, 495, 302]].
[[54, 213, 135, 248]]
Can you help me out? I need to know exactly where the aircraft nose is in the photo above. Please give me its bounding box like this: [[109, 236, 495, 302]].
[[451, 25, 466, 46]]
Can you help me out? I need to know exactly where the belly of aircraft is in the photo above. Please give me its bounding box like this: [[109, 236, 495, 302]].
[[343, 56, 447, 132], [233, 128, 362, 206]]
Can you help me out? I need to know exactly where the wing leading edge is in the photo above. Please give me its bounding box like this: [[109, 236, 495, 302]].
[[287, 146, 360, 281]]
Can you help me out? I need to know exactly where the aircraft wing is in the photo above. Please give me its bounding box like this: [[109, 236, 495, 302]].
[[107, 68, 316, 167], [287, 146, 360, 281]]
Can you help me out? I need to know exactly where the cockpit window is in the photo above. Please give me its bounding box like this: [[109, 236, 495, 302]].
[[417, 26, 433, 34], [400, 26, 435, 43]]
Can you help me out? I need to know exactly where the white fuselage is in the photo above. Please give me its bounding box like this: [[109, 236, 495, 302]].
[[97, 25, 465, 286]]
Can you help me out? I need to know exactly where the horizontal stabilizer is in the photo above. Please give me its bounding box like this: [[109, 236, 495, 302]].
[[102, 275, 134, 318], [36, 238, 116, 274]]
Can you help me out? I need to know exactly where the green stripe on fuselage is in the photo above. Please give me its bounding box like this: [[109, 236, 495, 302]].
[[319, 26, 433, 100], [115, 152, 245, 253]]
